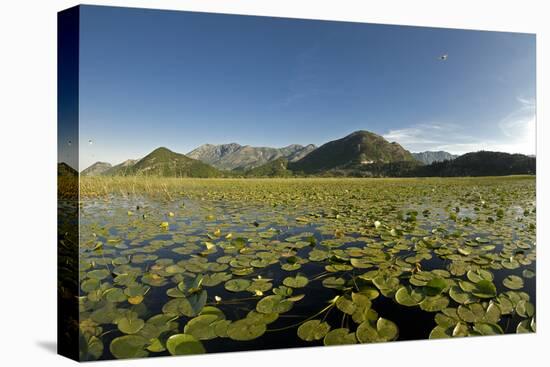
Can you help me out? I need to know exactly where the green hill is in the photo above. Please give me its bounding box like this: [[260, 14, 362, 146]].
[[289, 130, 415, 174], [118, 147, 223, 177], [412, 151, 536, 177], [244, 158, 294, 177], [58, 162, 78, 177]]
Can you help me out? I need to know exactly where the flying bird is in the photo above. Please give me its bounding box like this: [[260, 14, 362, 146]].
[[438, 54, 448, 61]]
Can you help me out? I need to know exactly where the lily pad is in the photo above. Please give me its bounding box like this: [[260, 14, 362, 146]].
[[166, 334, 205, 355], [323, 328, 357, 345], [109, 335, 149, 359], [297, 320, 330, 341], [227, 319, 267, 341], [395, 286, 425, 306], [224, 279, 252, 292], [472, 280, 497, 299], [116, 315, 145, 335], [88, 269, 110, 280], [356, 317, 398, 343], [503, 275, 524, 290], [420, 295, 450, 312], [183, 314, 220, 340], [256, 295, 293, 314], [283, 275, 309, 288]]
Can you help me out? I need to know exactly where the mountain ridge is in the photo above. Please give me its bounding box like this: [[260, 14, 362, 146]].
[[187, 143, 317, 170], [79, 130, 535, 178], [289, 130, 415, 173], [412, 151, 458, 164]]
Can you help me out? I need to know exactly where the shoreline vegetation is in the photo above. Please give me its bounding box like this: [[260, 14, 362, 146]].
[[75, 175, 535, 199]]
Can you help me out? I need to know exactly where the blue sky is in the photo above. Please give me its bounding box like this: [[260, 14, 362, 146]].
[[77, 5, 536, 169]]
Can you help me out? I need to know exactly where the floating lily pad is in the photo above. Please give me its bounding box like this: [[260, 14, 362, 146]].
[[429, 325, 452, 339], [256, 295, 293, 314], [109, 335, 149, 359], [105, 288, 127, 303], [166, 334, 205, 355], [184, 314, 220, 340], [503, 275, 524, 290], [473, 322, 503, 335], [356, 317, 398, 343], [227, 319, 267, 341], [449, 286, 478, 305], [117, 314, 145, 334], [323, 328, 357, 345], [322, 277, 345, 289], [395, 286, 425, 306], [335, 296, 357, 315], [81, 279, 100, 293], [472, 280, 497, 299], [283, 275, 309, 288], [420, 295, 450, 312], [297, 320, 330, 341], [466, 269, 493, 283], [224, 279, 252, 292], [516, 300, 535, 318], [88, 269, 110, 280]]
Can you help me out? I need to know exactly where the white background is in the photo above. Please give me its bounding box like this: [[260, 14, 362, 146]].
[[0, 0, 548, 365]]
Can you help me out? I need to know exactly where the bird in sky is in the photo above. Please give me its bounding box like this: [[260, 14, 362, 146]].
[[439, 54, 448, 61]]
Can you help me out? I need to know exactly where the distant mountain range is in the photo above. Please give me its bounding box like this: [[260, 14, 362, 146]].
[[187, 143, 316, 170], [81, 161, 112, 176], [411, 151, 458, 164], [74, 130, 535, 178]]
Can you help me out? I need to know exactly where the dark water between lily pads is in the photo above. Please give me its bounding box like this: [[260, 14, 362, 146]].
[[75, 177, 536, 360]]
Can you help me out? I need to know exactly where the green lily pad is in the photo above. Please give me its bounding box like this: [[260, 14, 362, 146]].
[[116, 315, 145, 334], [395, 286, 425, 306], [256, 295, 293, 314], [166, 334, 205, 355], [227, 318, 267, 341], [420, 295, 450, 312], [429, 325, 452, 339], [516, 318, 535, 333], [224, 279, 252, 292], [183, 314, 220, 340], [146, 338, 165, 353], [109, 335, 149, 359], [473, 322, 503, 335], [105, 288, 127, 303], [356, 317, 398, 343], [516, 300, 535, 317], [283, 275, 309, 288], [322, 277, 345, 289], [449, 286, 478, 304], [425, 278, 447, 296], [297, 320, 330, 341], [81, 279, 100, 293], [472, 280, 497, 299], [466, 269, 493, 283], [503, 275, 524, 290], [335, 296, 357, 315], [88, 269, 110, 280], [323, 328, 357, 345], [457, 303, 485, 323], [452, 322, 469, 337]]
